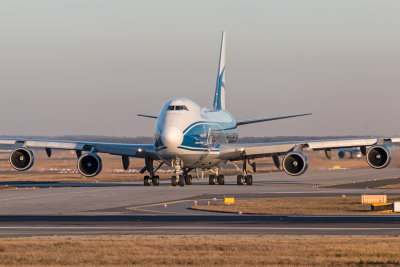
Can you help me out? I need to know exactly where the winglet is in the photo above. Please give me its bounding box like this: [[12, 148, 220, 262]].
[[213, 31, 226, 110]]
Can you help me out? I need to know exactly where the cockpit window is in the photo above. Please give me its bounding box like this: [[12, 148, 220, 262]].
[[176, 105, 188, 111], [167, 105, 188, 111]]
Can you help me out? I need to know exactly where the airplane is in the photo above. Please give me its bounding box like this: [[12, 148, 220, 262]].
[[2, 32, 400, 187]]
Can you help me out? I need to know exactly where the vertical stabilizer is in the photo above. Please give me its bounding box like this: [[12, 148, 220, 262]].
[[213, 31, 226, 110]]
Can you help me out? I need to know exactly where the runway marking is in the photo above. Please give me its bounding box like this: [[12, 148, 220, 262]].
[[127, 199, 222, 214], [320, 177, 400, 188]]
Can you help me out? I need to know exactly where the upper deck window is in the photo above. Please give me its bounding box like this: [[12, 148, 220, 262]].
[[167, 105, 188, 111]]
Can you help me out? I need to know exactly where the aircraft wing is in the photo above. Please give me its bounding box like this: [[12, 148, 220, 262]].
[[0, 138, 158, 159], [218, 137, 400, 161], [236, 113, 312, 126]]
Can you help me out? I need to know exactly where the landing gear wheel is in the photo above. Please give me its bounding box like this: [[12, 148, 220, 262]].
[[209, 175, 217, 185], [217, 175, 225, 185], [152, 175, 160, 186], [185, 175, 192, 185], [237, 175, 244, 185], [178, 175, 185, 187], [171, 176, 177, 186], [246, 175, 253, 185], [144, 175, 151, 186]]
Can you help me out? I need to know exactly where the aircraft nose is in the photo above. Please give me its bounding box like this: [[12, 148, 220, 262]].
[[161, 127, 183, 148]]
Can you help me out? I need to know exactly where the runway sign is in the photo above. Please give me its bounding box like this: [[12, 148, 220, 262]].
[[394, 202, 400, 212], [370, 203, 393, 212], [224, 197, 235, 205], [361, 195, 387, 204]]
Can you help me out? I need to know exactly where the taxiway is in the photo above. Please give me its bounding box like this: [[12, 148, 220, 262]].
[[0, 167, 399, 236]]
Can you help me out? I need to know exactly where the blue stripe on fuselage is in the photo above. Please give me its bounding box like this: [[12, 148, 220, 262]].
[[180, 120, 237, 150]]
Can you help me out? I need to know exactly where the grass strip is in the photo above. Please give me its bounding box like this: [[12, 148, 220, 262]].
[[191, 196, 400, 215]]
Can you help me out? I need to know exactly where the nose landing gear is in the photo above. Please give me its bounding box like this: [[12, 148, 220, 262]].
[[170, 175, 185, 187], [170, 158, 193, 187]]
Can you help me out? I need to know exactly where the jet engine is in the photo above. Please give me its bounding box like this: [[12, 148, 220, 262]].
[[366, 145, 391, 169], [77, 153, 102, 177], [282, 152, 308, 176], [338, 150, 345, 159], [10, 147, 34, 171]]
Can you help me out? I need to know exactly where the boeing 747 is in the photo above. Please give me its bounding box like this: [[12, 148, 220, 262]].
[[3, 32, 399, 186]]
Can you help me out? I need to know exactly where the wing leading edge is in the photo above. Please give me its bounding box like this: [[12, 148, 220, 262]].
[[219, 137, 400, 160], [236, 113, 312, 126], [0, 138, 157, 159]]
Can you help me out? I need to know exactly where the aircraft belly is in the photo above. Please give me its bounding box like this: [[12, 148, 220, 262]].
[[157, 149, 221, 168], [181, 152, 221, 168]]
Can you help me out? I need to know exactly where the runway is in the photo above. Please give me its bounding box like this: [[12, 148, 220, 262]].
[[0, 167, 400, 236], [1, 215, 400, 236]]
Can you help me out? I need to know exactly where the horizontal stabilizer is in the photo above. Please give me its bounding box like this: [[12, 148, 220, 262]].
[[137, 114, 158, 119], [236, 113, 311, 126]]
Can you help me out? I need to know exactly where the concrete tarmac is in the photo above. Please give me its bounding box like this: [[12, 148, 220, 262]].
[[0, 167, 400, 236]]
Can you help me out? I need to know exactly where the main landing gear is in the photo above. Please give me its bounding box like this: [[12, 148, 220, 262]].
[[142, 157, 163, 186], [209, 174, 224, 185], [144, 175, 160, 186], [236, 174, 252, 185], [142, 156, 256, 187], [232, 158, 256, 186]]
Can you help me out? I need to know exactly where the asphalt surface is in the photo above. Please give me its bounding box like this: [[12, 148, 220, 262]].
[[1, 215, 400, 236], [1, 167, 400, 236]]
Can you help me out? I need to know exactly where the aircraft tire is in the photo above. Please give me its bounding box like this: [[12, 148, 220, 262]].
[[144, 176, 151, 186], [185, 175, 192, 185], [209, 175, 216, 185], [179, 175, 185, 187], [246, 175, 253, 185], [152, 176, 160, 186], [217, 175, 224, 185], [237, 175, 244, 185], [171, 176, 177, 186]]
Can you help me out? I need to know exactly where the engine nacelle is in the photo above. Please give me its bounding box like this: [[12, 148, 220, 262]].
[[282, 152, 308, 176], [77, 153, 102, 177], [338, 151, 345, 159], [366, 145, 391, 169], [10, 147, 34, 171]]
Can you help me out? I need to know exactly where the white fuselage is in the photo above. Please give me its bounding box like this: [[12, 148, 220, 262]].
[[154, 98, 238, 168]]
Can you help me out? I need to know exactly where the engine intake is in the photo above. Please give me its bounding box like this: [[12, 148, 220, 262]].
[[77, 153, 102, 177], [282, 152, 308, 176], [10, 147, 34, 171], [366, 145, 391, 169]]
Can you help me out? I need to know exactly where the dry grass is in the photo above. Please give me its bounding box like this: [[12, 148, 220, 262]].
[[379, 183, 400, 189], [192, 196, 400, 215], [0, 235, 399, 266]]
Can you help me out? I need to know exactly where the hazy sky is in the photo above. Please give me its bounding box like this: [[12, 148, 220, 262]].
[[1, 1, 399, 137]]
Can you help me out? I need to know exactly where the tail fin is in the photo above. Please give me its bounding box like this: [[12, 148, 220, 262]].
[[213, 31, 226, 110]]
